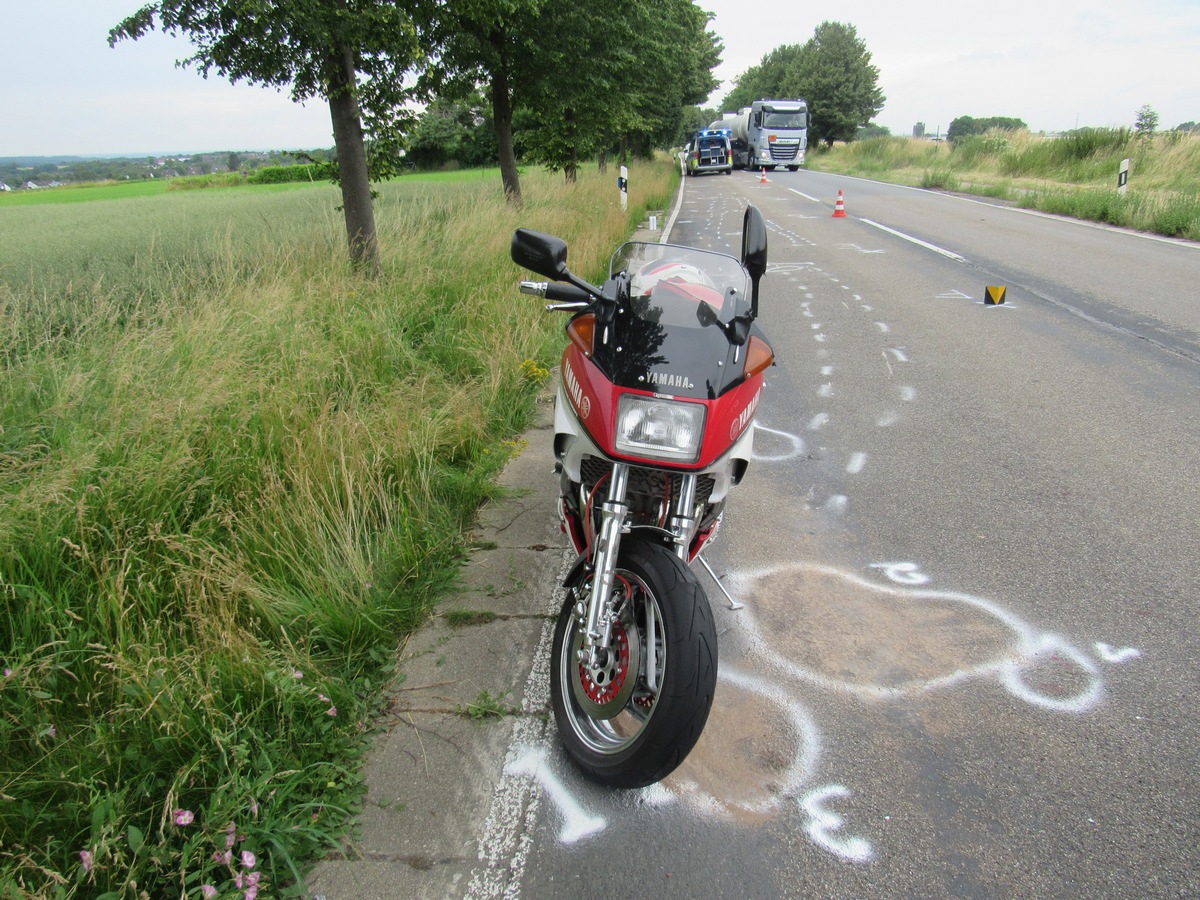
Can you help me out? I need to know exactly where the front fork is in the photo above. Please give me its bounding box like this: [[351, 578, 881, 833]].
[[578, 464, 698, 669]]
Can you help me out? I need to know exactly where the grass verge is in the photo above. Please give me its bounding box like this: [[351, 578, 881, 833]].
[[806, 129, 1200, 240], [0, 159, 676, 898]]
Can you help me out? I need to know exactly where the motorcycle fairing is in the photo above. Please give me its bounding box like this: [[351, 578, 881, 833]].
[[556, 343, 760, 485]]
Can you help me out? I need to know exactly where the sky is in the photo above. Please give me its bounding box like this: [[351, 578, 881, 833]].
[[3, 0, 1198, 157]]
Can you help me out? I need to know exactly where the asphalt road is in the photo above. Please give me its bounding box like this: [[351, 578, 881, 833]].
[[312, 167, 1200, 900], [511, 169, 1200, 898]]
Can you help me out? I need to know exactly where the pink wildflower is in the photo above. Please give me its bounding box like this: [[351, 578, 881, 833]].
[[244, 887, 259, 900], [241, 850, 257, 869], [326, 706, 338, 717], [174, 809, 194, 826], [291, 669, 303, 679], [200, 887, 218, 900], [80, 850, 94, 872]]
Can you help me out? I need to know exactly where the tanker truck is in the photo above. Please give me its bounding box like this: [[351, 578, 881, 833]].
[[713, 99, 808, 171]]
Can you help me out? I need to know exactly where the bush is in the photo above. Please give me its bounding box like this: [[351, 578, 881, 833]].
[[250, 164, 335, 185]]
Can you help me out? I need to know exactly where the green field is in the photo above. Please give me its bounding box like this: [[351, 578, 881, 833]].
[[0, 179, 172, 205], [0, 163, 676, 898]]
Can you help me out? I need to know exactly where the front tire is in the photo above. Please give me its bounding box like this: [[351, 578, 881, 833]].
[[550, 540, 717, 788]]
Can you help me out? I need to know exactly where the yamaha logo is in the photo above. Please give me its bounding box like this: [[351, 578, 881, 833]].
[[563, 360, 591, 419], [647, 371, 694, 391], [730, 386, 763, 441]]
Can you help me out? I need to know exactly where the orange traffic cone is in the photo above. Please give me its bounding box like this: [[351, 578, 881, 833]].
[[759, 168, 768, 184], [832, 189, 847, 217]]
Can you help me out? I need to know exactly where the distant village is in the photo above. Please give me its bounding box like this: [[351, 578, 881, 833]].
[[0, 148, 332, 192]]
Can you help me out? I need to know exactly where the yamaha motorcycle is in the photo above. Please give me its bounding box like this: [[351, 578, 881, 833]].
[[511, 205, 772, 788]]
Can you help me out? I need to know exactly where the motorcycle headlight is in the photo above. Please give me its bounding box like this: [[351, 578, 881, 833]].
[[614, 395, 706, 463]]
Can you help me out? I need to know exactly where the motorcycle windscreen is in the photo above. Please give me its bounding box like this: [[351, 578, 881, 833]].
[[600, 243, 752, 400]]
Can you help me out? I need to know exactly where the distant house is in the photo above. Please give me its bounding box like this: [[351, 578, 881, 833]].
[[0, 181, 10, 192]]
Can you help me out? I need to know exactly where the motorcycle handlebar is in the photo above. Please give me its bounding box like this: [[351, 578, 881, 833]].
[[519, 281, 596, 305]]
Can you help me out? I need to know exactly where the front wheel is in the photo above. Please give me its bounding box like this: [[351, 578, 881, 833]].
[[550, 540, 717, 788]]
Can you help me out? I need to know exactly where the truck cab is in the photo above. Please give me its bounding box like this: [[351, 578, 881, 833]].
[[685, 129, 733, 176]]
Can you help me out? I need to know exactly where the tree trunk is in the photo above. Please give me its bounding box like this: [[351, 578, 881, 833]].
[[327, 44, 380, 275], [491, 53, 522, 207], [565, 108, 577, 183]]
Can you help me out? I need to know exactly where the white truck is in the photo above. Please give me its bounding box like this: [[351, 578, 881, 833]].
[[715, 99, 808, 171]]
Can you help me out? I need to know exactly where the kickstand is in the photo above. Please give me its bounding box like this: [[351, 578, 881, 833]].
[[696, 554, 744, 610]]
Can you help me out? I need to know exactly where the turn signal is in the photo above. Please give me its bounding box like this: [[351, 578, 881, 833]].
[[744, 336, 774, 378], [567, 313, 596, 355]]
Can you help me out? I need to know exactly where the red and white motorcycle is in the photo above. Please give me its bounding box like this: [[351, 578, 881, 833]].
[[511, 206, 773, 787]]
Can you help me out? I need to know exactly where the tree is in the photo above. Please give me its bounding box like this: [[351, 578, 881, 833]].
[[407, 93, 497, 169], [519, 0, 720, 179], [418, 0, 545, 206], [109, 1, 430, 273], [718, 24, 884, 146], [792, 22, 884, 146], [723, 44, 803, 112], [1135, 104, 1159, 136]]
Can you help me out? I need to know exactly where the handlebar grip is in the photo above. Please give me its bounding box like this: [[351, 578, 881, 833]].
[[544, 283, 594, 303], [519, 281, 594, 303]]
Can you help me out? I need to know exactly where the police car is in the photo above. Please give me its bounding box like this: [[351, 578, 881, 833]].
[[685, 129, 733, 176]]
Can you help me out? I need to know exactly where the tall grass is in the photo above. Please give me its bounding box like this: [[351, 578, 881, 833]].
[[0, 160, 676, 898], [808, 129, 1200, 240]]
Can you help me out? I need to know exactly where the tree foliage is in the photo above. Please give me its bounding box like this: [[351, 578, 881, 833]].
[[1134, 104, 1160, 136], [947, 115, 1029, 141], [520, 0, 719, 179], [720, 22, 884, 146], [407, 93, 498, 170], [109, 0, 431, 272], [421, 0, 720, 195]]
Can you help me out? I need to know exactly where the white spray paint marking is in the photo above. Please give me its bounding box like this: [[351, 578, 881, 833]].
[[808, 413, 829, 431], [997, 633, 1103, 714], [870, 561, 930, 585], [821, 366, 834, 376], [818, 383, 834, 398], [751, 422, 806, 461], [875, 411, 899, 427], [729, 562, 1120, 715], [846, 452, 868, 474], [505, 746, 607, 844], [938, 290, 973, 300], [875, 322, 890, 333], [467, 550, 573, 898], [1094, 643, 1142, 663], [885, 348, 909, 363], [899, 386, 917, 402], [801, 785, 874, 864], [814, 334, 827, 343], [825, 495, 849, 513]]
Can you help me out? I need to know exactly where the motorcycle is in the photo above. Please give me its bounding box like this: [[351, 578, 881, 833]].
[[510, 205, 773, 788]]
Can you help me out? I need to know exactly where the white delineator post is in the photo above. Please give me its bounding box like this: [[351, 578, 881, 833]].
[[618, 165, 628, 211], [1118, 158, 1131, 196]]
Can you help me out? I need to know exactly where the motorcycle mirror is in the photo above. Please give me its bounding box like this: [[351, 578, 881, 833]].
[[511, 228, 570, 280], [741, 205, 768, 317], [741, 205, 768, 279]]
